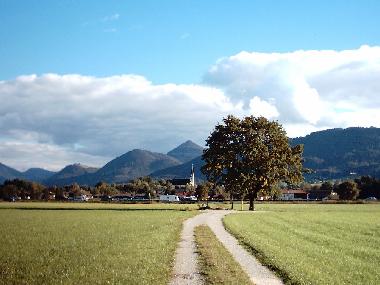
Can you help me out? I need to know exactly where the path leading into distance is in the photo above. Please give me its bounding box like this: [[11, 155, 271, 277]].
[[169, 210, 284, 285]]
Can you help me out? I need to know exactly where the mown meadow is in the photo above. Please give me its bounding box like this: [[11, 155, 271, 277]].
[[0, 202, 196, 285], [224, 204, 380, 285]]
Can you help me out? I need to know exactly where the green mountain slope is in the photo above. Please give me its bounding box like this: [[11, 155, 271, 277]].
[[44, 164, 99, 186], [291, 127, 380, 180], [22, 168, 56, 182], [94, 149, 181, 184]]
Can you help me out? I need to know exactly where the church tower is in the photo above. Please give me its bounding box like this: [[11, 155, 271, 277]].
[[190, 164, 195, 187]]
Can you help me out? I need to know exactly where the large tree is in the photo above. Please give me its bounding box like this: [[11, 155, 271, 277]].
[[202, 115, 304, 210], [335, 181, 360, 200]]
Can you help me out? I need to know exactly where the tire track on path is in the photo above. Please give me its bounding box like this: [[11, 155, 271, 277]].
[[169, 210, 284, 285]]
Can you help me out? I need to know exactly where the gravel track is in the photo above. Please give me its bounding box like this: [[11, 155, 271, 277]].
[[169, 210, 284, 285]]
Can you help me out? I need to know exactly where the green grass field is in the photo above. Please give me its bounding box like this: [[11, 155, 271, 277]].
[[224, 204, 380, 285], [0, 202, 196, 284], [194, 225, 252, 285]]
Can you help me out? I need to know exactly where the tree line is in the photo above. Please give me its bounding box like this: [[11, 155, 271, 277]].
[[0, 177, 229, 201], [305, 177, 380, 200]]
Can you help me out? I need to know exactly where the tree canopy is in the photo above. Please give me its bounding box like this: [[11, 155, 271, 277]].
[[202, 115, 304, 210], [335, 181, 360, 200]]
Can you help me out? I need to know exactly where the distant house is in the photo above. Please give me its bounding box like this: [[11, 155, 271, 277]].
[[280, 189, 309, 200]]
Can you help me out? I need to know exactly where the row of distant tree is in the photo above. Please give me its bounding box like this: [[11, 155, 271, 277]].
[[0, 177, 173, 201], [1, 175, 379, 202], [0, 177, 229, 201], [301, 176, 380, 200]]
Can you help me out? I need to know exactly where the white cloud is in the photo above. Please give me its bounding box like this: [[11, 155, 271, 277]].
[[0, 74, 245, 170], [0, 140, 110, 172], [204, 45, 380, 136], [1, 46, 380, 170]]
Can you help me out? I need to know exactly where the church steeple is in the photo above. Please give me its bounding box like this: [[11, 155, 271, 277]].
[[190, 164, 195, 187]]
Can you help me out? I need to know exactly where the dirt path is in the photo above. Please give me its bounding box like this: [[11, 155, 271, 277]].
[[169, 210, 283, 285]]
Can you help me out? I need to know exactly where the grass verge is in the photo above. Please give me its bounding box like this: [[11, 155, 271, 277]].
[[0, 206, 195, 285], [224, 204, 380, 285], [194, 225, 252, 285]]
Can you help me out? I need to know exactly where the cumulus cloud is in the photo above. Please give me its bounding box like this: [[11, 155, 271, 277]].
[[204, 45, 380, 134], [1, 46, 380, 170], [0, 74, 245, 170], [0, 140, 110, 171]]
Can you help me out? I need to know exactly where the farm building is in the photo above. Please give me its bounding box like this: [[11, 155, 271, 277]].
[[280, 189, 309, 200]]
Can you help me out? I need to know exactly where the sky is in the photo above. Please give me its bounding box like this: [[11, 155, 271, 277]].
[[1, 0, 380, 171]]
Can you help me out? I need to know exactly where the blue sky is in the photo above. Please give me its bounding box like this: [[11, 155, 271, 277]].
[[1, 0, 380, 170], [1, 0, 380, 83]]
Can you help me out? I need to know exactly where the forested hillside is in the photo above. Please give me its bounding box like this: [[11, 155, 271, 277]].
[[291, 127, 380, 180]]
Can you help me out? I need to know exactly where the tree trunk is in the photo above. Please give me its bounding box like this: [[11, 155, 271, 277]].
[[249, 192, 255, 211], [230, 193, 234, 210]]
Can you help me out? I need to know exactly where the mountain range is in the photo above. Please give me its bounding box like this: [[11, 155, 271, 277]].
[[0, 163, 55, 184], [1, 127, 380, 185], [0, 140, 202, 186]]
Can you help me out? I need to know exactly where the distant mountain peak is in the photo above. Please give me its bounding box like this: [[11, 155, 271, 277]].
[[182, 140, 201, 146], [93, 148, 181, 184], [23, 168, 55, 182], [70, 163, 95, 169], [167, 140, 204, 163], [0, 162, 22, 183]]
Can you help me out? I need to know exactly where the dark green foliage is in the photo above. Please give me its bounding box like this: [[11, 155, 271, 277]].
[[195, 182, 213, 200], [355, 176, 380, 199], [52, 186, 66, 200], [202, 115, 304, 210], [0, 179, 45, 200], [335, 181, 360, 200], [320, 181, 334, 191], [94, 181, 116, 196], [123, 176, 175, 198]]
